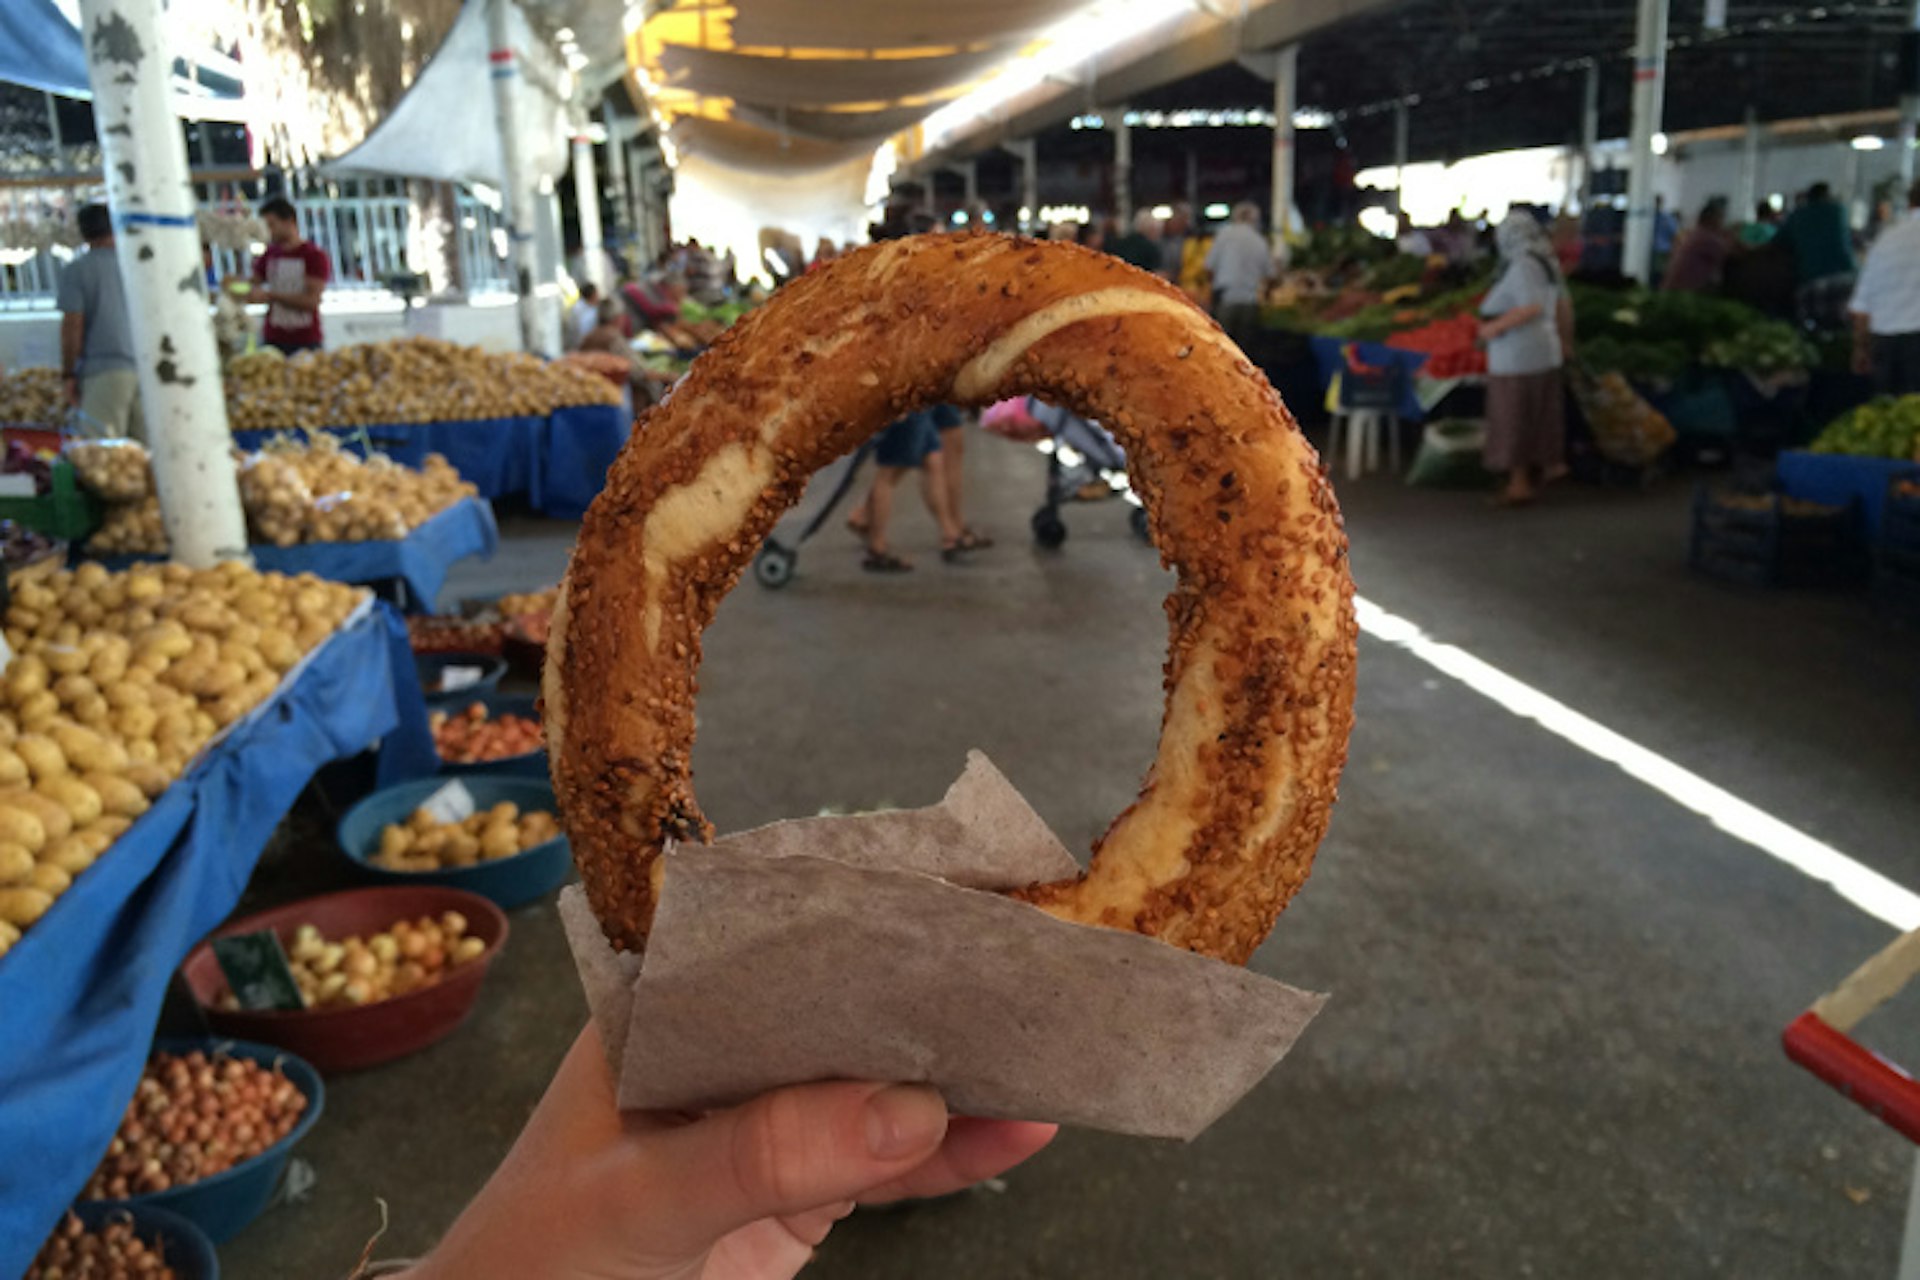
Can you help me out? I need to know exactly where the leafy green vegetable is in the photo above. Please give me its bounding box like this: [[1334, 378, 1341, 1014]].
[[1701, 320, 1817, 375]]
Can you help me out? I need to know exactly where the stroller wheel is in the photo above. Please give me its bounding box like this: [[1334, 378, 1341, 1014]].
[[1129, 505, 1151, 542], [753, 542, 798, 589], [1031, 508, 1068, 549]]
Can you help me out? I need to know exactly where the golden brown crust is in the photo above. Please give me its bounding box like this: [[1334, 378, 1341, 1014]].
[[546, 232, 1357, 965]]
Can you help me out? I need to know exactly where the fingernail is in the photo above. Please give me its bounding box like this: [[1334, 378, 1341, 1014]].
[[864, 1085, 945, 1160]]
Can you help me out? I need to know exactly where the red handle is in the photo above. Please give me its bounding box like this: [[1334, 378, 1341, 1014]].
[[1783, 1011, 1920, 1145]]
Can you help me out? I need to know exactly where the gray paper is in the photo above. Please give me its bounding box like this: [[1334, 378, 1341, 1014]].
[[560, 751, 1326, 1140]]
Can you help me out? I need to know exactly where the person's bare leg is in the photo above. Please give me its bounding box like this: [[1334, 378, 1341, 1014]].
[[867, 467, 908, 564], [919, 452, 965, 549], [847, 484, 873, 536]]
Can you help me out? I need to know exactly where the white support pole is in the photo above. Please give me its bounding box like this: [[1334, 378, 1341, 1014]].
[[488, 0, 544, 353], [571, 129, 606, 292], [1622, 0, 1670, 284], [603, 107, 629, 243], [1002, 138, 1038, 232], [1113, 109, 1133, 224], [43, 93, 64, 167], [77, 0, 248, 568], [1580, 61, 1601, 208], [1737, 106, 1762, 223], [1392, 99, 1410, 218], [1901, 1, 1920, 189], [1270, 43, 1299, 242]]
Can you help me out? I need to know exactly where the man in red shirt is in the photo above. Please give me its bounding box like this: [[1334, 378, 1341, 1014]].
[[250, 196, 330, 354]]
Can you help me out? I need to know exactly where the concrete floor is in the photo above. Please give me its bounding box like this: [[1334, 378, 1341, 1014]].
[[221, 430, 1920, 1278]]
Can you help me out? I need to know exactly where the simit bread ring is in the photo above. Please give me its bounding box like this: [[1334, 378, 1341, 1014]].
[[545, 233, 1356, 965]]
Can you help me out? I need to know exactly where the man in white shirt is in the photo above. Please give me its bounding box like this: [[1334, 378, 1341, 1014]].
[[1850, 181, 1920, 396], [1204, 202, 1275, 350], [569, 283, 602, 350]]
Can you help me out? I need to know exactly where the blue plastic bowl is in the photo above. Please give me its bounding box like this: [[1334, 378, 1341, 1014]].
[[336, 775, 572, 909], [82, 1038, 324, 1246], [61, 1201, 220, 1279], [414, 652, 508, 708], [430, 692, 547, 778]]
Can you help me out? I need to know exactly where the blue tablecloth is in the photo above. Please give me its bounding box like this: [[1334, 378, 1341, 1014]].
[[1307, 337, 1432, 422], [255, 497, 498, 610], [231, 403, 627, 519], [1777, 451, 1920, 535], [0, 602, 435, 1276]]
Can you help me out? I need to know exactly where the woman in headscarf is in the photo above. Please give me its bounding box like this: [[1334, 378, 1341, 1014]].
[[1479, 210, 1569, 506]]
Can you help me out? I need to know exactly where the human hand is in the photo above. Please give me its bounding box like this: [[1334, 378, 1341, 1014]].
[[402, 1025, 1057, 1280]]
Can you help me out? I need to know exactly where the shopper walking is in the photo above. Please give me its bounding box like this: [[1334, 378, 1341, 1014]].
[[1107, 210, 1163, 273], [1662, 197, 1735, 293], [56, 203, 141, 439], [1782, 182, 1857, 328], [1479, 211, 1568, 508], [1158, 203, 1192, 282], [250, 196, 331, 356], [569, 283, 602, 349], [855, 410, 970, 572], [1849, 179, 1920, 396], [1205, 202, 1274, 350]]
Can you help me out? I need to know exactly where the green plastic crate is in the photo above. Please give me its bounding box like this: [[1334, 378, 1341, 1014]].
[[0, 461, 103, 541]]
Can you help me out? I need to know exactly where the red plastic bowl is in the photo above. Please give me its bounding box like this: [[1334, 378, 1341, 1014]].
[[180, 886, 508, 1074]]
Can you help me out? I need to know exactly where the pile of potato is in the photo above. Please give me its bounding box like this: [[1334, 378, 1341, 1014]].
[[0, 562, 363, 953], [225, 336, 621, 431], [258, 912, 487, 1009], [74, 436, 478, 555], [373, 799, 561, 872], [0, 368, 66, 428]]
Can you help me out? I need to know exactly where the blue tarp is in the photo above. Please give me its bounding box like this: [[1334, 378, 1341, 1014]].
[[90, 499, 499, 613], [1307, 337, 1432, 423], [1777, 451, 1920, 535], [0, 0, 88, 98], [0, 601, 436, 1276], [231, 404, 628, 519]]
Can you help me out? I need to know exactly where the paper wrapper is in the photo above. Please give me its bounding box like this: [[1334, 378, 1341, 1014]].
[[560, 752, 1326, 1140]]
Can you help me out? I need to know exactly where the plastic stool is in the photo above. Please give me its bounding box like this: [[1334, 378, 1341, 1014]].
[[1327, 408, 1403, 480]]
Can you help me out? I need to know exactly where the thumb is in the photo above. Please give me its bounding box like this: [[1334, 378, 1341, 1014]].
[[632, 1082, 949, 1253]]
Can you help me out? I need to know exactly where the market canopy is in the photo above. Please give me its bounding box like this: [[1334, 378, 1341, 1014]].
[[0, 0, 88, 98]]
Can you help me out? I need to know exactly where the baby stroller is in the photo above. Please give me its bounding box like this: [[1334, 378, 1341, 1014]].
[[982, 396, 1151, 548], [752, 440, 874, 588]]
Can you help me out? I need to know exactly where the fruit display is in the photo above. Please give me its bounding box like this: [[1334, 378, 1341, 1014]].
[[430, 701, 542, 763], [1809, 397, 1920, 460], [558, 351, 635, 387], [224, 336, 621, 432], [495, 587, 559, 619], [372, 801, 562, 872], [0, 562, 363, 951], [73, 436, 478, 555], [1385, 313, 1488, 378], [65, 441, 152, 503], [79, 1049, 308, 1200], [1895, 478, 1920, 500], [0, 367, 65, 427], [216, 912, 487, 1009], [407, 616, 505, 655], [26, 1212, 181, 1279]]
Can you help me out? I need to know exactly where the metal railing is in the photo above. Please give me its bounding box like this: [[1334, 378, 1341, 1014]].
[[0, 177, 511, 311]]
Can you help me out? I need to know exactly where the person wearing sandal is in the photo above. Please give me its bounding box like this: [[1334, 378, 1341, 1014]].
[[932, 403, 993, 553], [1479, 210, 1570, 508], [859, 410, 970, 572]]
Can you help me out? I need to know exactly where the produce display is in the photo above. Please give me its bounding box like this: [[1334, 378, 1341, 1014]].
[[73, 436, 478, 555], [226, 912, 487, 1009], [79, 1049, 308, 1199], [430, 701, 542, 763], [0, 563, 363, 951], [26, 1212, 180, 1279], [557, 351, 634, 387], [224, 337, 620, 432], [1571, 287, 1813, 382], [495, 587, 559, 619], [1702, 319, 1818, 377], [1809, 397, 1920, 460], [552, 234, 1355, 962], [372, 801, 561, 872], [1384, 313, 1488, 378], [0, 521, 62, 574], [653, 296, 754, 351], [407, 616, 505, 655], [1712, 492, 1845, 516], [0, 367, 65, 427]]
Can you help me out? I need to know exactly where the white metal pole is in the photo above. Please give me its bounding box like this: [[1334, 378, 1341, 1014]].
[[1737, 106, 1762, 224], [1622, 0, 1670, 284], [1901, 1, 1920, 189], [43, 93, 64, 168], [571, 130, 606, 292], [1271, 43, 1298, 242], [1113, 110, 1133, 224], [1580, 60, 1601, 208], [1392, 99, 1410, 218], [1022, 143, 1039, 231], [77, 0, 248, 568], [603, 108, 629, 245], [488, 0, 544, 353]]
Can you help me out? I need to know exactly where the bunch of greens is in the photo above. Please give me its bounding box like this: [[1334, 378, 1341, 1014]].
[[1701, 320, 1817, 376], [1809, 397, 1920, 459]]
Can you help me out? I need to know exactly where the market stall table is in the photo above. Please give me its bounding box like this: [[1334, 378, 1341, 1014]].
[[0, 597, 437, 1275], [230, 403, 628, 519]]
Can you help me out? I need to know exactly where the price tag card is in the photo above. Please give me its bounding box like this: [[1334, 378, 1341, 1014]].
[[211, 930, 306, 1011], [419, 778, 477, 824], [439, 664, 486, 693]]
